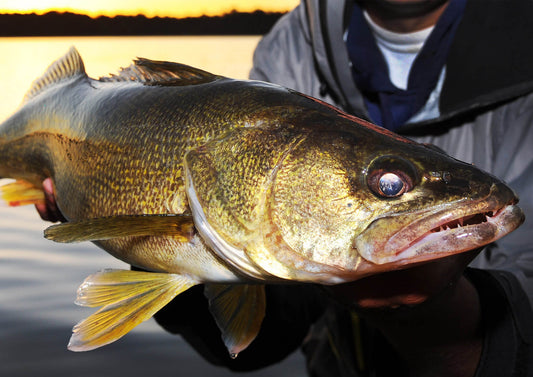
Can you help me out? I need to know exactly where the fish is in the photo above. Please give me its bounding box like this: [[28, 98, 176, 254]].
[[0, 47, 524, 357]]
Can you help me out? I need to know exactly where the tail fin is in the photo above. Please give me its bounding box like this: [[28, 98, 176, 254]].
[[0, 179, 44, 207]]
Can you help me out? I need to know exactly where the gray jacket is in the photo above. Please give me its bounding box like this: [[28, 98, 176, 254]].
[[249, 1, 533, 375], [250, 0, 533, 306]]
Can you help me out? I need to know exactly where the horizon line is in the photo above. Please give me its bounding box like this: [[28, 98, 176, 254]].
[[0, 4, 294, 19], [0, 8, 288, 19]]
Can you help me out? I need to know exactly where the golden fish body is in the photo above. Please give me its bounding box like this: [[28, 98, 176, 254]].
[[0, 48, 524, 356]]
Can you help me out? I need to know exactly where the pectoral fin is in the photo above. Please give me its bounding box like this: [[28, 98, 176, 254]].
[[44, 214, 195, 243], [204, 284, 266, 358], [0, 180, 45, 206], [68, 269, 198, 352]]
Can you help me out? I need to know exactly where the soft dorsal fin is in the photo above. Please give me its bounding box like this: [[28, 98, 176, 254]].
[[99, 58, 221, 86], [24, 46, 86, 102]]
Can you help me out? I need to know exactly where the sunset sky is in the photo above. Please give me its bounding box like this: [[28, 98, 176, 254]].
[[0, 0, 299, 18]]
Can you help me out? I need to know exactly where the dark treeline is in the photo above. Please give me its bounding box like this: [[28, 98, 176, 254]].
[[0, 10, 286, 36]]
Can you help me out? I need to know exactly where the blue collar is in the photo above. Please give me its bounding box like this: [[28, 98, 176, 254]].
[[346, 0, 466, 130]]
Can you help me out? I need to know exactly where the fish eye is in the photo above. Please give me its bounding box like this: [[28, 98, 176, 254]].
[[366, 156, 417, 199], [378, 173, 405, 197]]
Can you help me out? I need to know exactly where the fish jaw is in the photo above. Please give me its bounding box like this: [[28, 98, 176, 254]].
[[354, 183, 524, 267]]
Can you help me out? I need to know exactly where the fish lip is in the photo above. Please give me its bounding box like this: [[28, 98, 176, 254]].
[[388, 203, 523, 264], [355, 183, 524, 266]]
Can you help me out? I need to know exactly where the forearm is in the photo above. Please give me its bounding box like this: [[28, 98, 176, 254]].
[[153, 283, 327, 371], [325, 250, 484, 377], [332, 267, 533, 377]]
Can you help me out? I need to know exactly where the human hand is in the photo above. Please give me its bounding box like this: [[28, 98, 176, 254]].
[[35, 178, 66, 222], [329, 249, 480, 310]]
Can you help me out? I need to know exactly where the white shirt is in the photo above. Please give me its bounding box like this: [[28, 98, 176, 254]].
[[363, 11, 445, 122]]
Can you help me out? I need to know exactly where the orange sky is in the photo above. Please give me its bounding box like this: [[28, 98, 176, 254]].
[[0, 0, 299, 18]]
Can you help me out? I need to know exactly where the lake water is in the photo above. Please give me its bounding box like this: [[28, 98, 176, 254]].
[[0, 36, 307, 377]]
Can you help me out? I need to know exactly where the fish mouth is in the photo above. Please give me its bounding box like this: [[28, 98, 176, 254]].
[[354, 184, 525, 266]]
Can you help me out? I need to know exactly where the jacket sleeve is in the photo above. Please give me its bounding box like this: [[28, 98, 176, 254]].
[[249, 3, 340, 107], [152, 284, 326, 371], [470, 92, 533, 308], [468, 268, 533, 377], [459, 93, 533, 377], [249, 4, 311, 87], [300, 268, 533, 377]]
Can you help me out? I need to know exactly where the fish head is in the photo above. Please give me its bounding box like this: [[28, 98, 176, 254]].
[[185, 93, 524, 284], [350, 139, 524, 273], [259, 115, 521, 282]]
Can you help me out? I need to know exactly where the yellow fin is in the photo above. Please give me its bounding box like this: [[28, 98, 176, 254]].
[[68, 269, 198, 352], [0, 180, 44, 206], [44, 214, 195, 243], [204, 284, 266, 358]]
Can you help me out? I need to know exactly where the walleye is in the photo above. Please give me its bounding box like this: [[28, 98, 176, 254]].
[[0, 48, 524, 356]]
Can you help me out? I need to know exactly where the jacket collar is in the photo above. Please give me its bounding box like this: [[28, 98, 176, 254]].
[[440, 0, 533, 115], [304, 0, 367, 118], [304, 0, 533, 131]]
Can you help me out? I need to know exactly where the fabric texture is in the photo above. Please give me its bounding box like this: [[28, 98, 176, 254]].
[[345, 0, 466, 130], [362, 10, 432, 90], [246, 0, 533, 376]]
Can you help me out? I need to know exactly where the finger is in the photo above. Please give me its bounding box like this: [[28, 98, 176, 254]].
[[329, 249, 482, 309], [35, 178, 66, 222]]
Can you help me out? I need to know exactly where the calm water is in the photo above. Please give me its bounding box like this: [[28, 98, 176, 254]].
[[0, 36, 307, 377]]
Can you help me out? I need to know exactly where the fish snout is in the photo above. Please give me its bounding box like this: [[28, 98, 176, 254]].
[[425, 160, 515, 203]]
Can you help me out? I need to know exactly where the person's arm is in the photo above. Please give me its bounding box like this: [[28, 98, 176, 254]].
[[153, 284, 327, 371], [469, 92, 533, 306]]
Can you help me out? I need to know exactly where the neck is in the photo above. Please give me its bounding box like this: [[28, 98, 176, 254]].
[[364, 1, 450, 33]]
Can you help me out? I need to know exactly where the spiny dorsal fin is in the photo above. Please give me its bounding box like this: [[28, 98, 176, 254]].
[[99, 58, 221, 86], [24, 46, 86, 102]]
